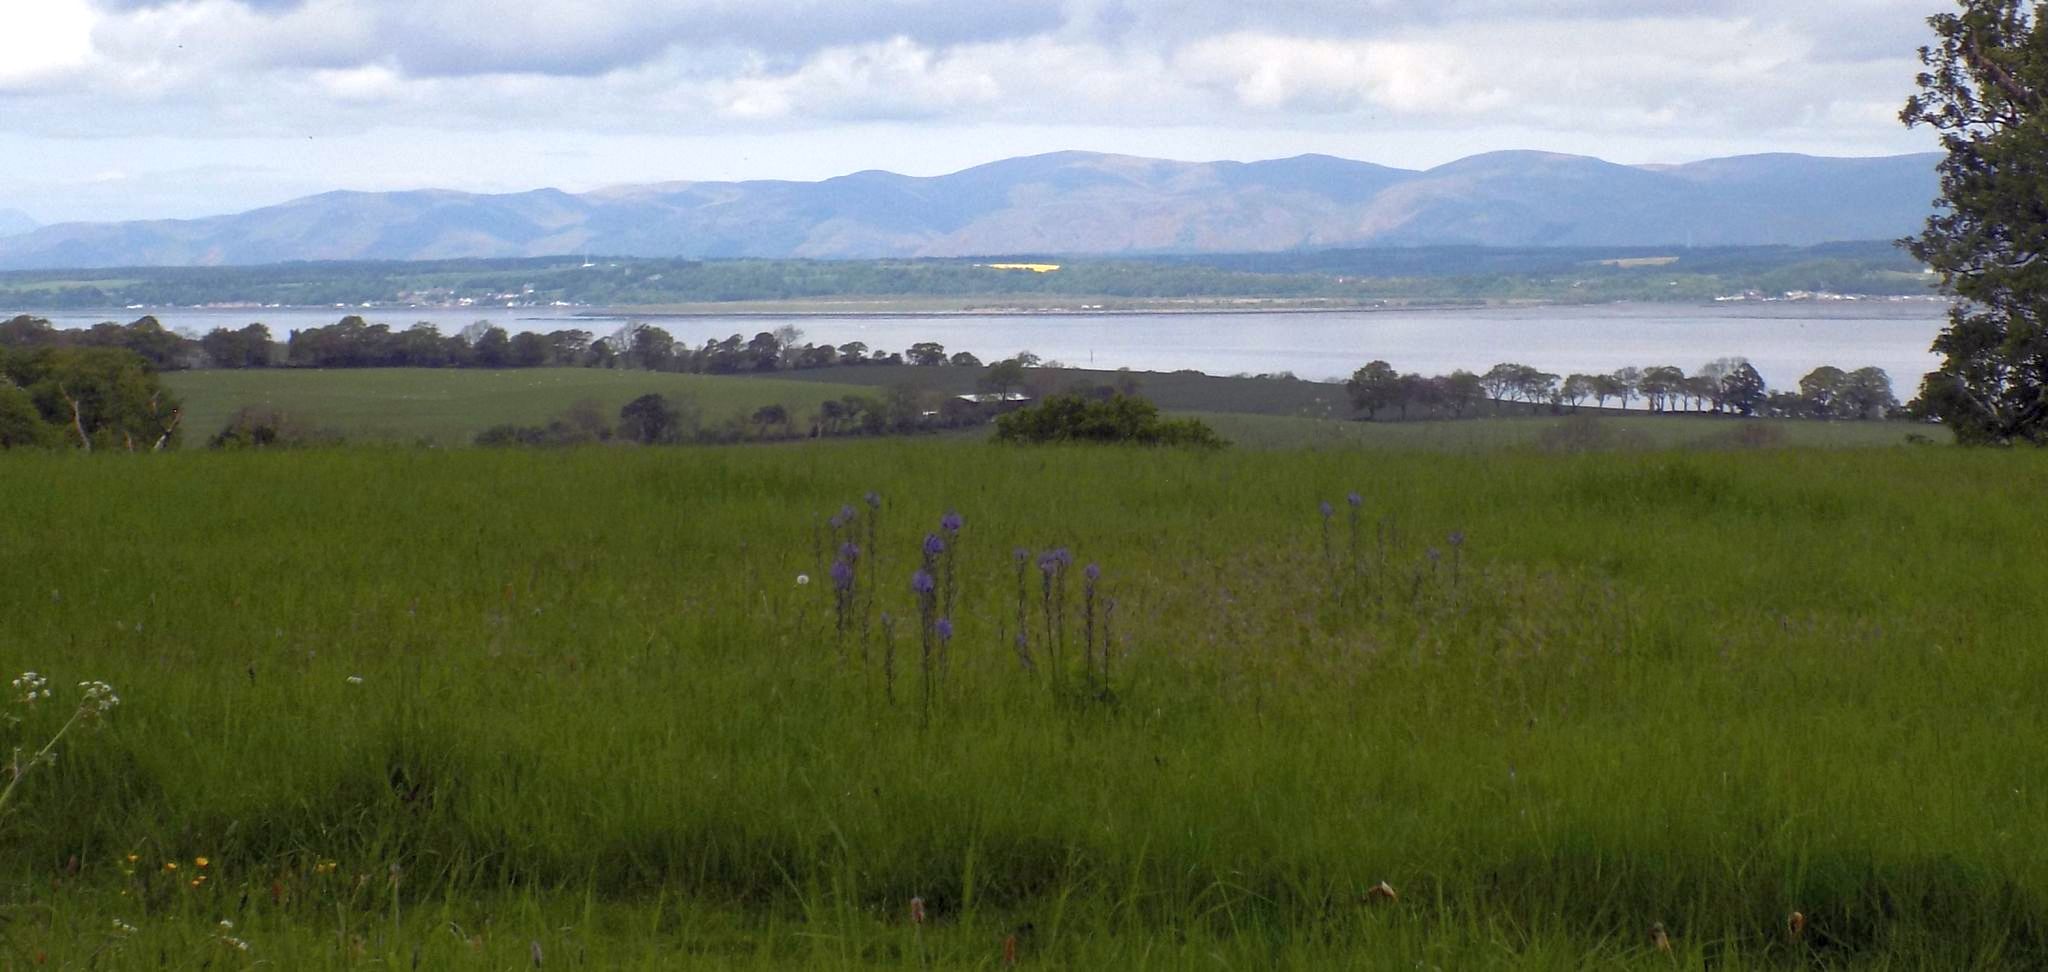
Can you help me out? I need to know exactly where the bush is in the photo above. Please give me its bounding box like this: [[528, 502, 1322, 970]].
[[208, 407, 342, 449], [994, 393, 1225, 448]]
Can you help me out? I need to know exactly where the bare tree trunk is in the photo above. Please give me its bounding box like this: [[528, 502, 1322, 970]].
[[153, 408, 182, 451], [59, 383, 89, 452]]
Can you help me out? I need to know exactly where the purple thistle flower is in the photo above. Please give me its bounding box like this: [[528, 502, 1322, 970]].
[[940, 511, 964, 534], [827, 512, 845, 530], [830, 560, 855, 590], [1084, 563, 1100, 583], [1037, 552, 1059, 575], [1013, 547, 1030, 563], [865, 491, 881, 509], [1319, 500, 1335, 519], [923, 533, 946, 556], [1448, 530, 1466, 548], [935, 618, 953, 641], [840, 504, 857, 522], [911, 569, 936, 594], [1426, 547, 1441, 563], [1055, 547, 1073, 566], [839, 541, 860, 562], [1347, 492, 1363, 508]]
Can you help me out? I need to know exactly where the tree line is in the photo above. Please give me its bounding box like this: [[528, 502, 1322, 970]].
[[1346, 358, 1901, 421], [0, 314, 1008, 377]]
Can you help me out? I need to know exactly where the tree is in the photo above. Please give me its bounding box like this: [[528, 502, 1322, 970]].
[[949, 351, 983, 367], [0, 381, 55, 448], [1721, 361, 1769, 416], [1639, 366, 1685, 412], [1611, 366, 1644, 410], [1346, 360, 1402, 419], [3, 346, 183, 450], [619, 393, 684, 445], [1480, 363, 1524, 403], [1902, 0, 2048, 442], [1561, 374, 1597, 410], [1843, 366, 1900, 418], [980, 358, 1027, 398], [907, 342, 949, 367], [1799, 366, 1850, 417], [1442, 371, 1485, 417]]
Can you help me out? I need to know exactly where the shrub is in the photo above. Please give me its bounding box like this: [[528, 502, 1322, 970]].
[[994, 393, 1225, 448], [208, 407, 341, 449]]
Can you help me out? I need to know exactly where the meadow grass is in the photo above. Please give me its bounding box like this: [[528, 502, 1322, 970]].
[[160, 368, 870, 445], [1, 442, 2044, 968], [1194, 411, 1950, 451]]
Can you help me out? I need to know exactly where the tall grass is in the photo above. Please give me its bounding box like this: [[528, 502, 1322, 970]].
[[2, 442, 2045, 967]]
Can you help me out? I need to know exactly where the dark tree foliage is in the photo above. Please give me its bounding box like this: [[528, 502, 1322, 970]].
[[994, 393, 1225, 448], [0, 346, 183, 450], [1903, 0, 2048, 442]]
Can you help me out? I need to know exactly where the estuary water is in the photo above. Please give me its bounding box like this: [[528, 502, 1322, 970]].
[[19, 300, 1950, 391]]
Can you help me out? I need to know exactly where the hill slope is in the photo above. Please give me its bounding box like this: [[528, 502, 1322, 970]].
[[0, 150, 1940, 269]]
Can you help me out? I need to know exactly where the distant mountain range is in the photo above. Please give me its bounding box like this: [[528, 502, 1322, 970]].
[[0, 150, 1940, 270], [0, 209, 36, 238]]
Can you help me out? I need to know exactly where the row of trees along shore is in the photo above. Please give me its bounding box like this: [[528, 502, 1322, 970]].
[[0, 314, 994, 375], [1347, 359, 1900, 421]]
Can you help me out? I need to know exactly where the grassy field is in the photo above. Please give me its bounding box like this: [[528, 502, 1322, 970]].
[[2, 441, 2044, 968], [1197, 412, 1949, 451], [161, 368, 870, 445]]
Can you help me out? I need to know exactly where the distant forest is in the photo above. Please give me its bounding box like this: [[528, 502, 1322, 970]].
[[0, 243, 1932, 309]]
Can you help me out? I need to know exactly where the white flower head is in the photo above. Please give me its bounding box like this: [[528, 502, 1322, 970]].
[[796, 574, 810, 586], [345, 675, 364, 685]]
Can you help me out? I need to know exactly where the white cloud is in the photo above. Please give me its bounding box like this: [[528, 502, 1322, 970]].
[[0, 0, 98, 91]]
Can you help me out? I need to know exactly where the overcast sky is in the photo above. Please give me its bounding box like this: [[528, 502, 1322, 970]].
[[0, 0, 1945, 224]]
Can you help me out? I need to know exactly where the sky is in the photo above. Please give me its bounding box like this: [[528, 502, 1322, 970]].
[[0, 0, 1946, 224]]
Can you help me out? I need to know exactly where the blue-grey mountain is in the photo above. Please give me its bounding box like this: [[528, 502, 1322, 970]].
[[0, 150, 1938, 270], [0, 209, 37, 238]]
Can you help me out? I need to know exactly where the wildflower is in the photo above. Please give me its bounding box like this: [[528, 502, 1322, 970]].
[[1347, 492, 1363, 508], [910, 896, 926, 925], [190, 875, 207, 888], [940, 511, 963, 533], [1426, 547, 1441, 563], [1787, 911, 1806, 941], [830, 561, 854, 591], [1319, 500, 1335, 520], [1648, 922, 1671, 953], [841, 503, 857, 522], [935, 619, 953, 642], [923, 533, 946, 557], [345, 675, 363, 685], [911, 569, 935, 594], [195, 857, 209, 868], [163, 861, 178, 872], [1084, 563, 1100, 583], [218, 919, 234, 930], [796, 574, 811, 587], [11, 671, 51, 704], [1364, 881, 1397, 903], [113, 919, 138, 934], [1448, 530, 1466, 548], [125, 854, 139, 863], [865, 491, 881, 509], [314, 859, 338, 875], [839, 541, 860, 562], [1013, 547, 1029, 563]]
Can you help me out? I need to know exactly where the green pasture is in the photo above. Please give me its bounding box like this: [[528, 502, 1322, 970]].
[[1, 442, 2043, 967], [160, 368, 868, 445], [1196, 412, 1948, 451]]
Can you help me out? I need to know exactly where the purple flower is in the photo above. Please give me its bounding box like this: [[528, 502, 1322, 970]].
[[1038, 552, 1060, 575], [911, 569, 936, 594], [1448, 531, 1465, 548], [1013, 547, 1030, 563], [865, 491, 881, 509], [940, 511, 964, 534], [840, 504, 857, 523], [827, 512, 845, 530], [923, 533, 946, 557], [935, 618, 953, 641], [1055, 547, 1073, 566], [1319, 500, 1335, 519], [1347, 492, 1363, 508], [1426, 547, 1441, 562], [839, 541, 860, 562], [1084, 563, 1101, 583], [830, 560, 855, 591]]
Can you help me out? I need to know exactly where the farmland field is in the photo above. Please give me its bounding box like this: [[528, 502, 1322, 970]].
[[2, 442, 2043, 968], [160, 368, 870, 445]]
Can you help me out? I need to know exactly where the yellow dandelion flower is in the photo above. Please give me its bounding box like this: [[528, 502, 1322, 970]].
[[190, 876, 207, 888], [125, 854, 140, 863], [163, 861, 178, 871], [195, 857, 209, 868]]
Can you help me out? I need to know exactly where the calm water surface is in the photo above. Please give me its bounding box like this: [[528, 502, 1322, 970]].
[[21, 301, 1949, 391]]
